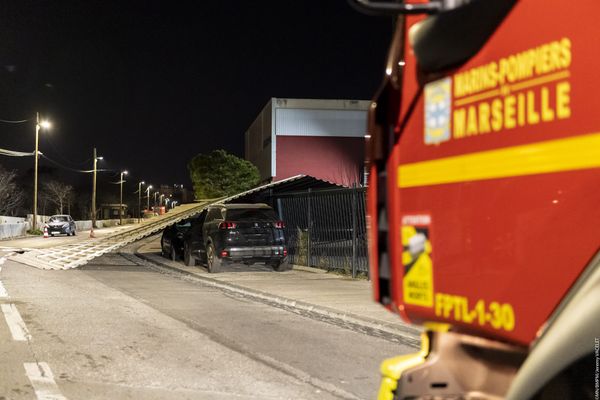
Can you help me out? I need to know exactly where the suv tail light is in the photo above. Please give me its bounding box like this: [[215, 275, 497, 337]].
[[283, 248, 288, 257], [219, 221, 237, 230], [274, 221, 285, 229]]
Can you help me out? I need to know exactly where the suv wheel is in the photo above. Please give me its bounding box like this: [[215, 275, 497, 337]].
[[183, 242, 195, 266], [160, 239, 167, 257], [271, 260, 292, 272], [206, 243, 222, 273]]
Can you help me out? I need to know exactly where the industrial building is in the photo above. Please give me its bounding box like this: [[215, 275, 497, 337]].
[[245, 98, 370, 187]]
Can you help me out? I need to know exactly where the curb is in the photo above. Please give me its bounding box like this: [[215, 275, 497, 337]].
[[131, 248, 421, 349]]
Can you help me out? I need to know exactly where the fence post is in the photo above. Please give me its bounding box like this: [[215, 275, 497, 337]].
[[351, 186, 357, 278], [307, 188, 311, 267]]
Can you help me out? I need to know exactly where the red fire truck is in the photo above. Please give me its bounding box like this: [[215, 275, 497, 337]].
[[353, 0, 600, 398]]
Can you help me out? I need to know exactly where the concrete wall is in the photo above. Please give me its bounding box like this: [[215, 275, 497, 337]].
[[0, 216, 26, 224], [245, 99, 273, 182], [0, 222, 30, 240]]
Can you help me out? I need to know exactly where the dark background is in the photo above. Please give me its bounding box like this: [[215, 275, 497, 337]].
[[0, 0, 392, 207]]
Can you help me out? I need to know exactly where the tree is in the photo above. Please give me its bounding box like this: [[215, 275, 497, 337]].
[[0, 164, 24, 216], [42, 180, 74, 215], [188, 150, 260, 199]]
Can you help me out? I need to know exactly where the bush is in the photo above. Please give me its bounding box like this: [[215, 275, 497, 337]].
[[27, 229, 43, 236]]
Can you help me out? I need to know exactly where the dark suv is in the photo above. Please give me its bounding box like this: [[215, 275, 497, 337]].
[[182, 203, 289, 273]]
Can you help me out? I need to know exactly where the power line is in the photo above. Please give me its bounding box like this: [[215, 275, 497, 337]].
[[0, 118, 29, 124], [40, 154, 113, 174], [0, 147, 35, 157], [43, 134, 93, 167]]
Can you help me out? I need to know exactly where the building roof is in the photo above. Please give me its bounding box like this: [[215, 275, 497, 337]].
[[210, 203, 272, 209], [223, 174, 343, 204]]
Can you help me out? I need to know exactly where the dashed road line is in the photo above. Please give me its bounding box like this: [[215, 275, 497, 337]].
[[1, 303, 31, 341], [2, 255, 67, 400], [24, 362, 68, 400]]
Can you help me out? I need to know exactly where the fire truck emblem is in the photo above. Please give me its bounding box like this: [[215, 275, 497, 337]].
[[424, 77, 452, 145]]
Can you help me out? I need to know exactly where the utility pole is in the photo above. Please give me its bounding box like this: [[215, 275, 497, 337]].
[[146, 185, 153, 213], [32, 113, 51, 231], [91, 148, 103, 231], [138, 181, 145, 223], [33, 112, 40, 231], [92, 148, 97, 229], [119, 170, 128, 226]]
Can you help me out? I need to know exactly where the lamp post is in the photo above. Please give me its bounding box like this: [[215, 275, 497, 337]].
[[146, 185, 153, 212], [32, 113, 51, 231], [119, 170, 128, 226], [159, 194, 164, 207], [92, 149, 103, 230], [137, 181, 145, 223], [153, 191, 159, 207]]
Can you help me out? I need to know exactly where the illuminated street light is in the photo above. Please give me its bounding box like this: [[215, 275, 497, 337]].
[[119, 170, 128, 226], [91, 149, 103, 231], [32, 113, 51, 231], [138, 181, 145, 223], [146, 185, 153, 211]]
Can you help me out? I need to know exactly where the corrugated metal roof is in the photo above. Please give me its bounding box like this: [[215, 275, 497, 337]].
[[221, 174, 343, 204]]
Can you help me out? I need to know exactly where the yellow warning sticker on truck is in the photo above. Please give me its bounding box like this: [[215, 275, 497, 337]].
[[401, 215, 433, 307]]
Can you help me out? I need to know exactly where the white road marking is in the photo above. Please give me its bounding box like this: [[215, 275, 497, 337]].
[[24, 362, 68, 400], [1, 303, 31, 341], [0, 281, 7, 297]]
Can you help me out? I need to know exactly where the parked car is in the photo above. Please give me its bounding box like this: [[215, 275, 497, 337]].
[[160, 219, 192, 261], [182, 203, 289, 273], [46, 215, 76, 236]]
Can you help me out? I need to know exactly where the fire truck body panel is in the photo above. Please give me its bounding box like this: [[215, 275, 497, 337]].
[[376, 0, 600, 346]]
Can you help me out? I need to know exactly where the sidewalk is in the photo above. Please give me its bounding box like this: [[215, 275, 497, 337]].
[[134, 237, 422, 348]]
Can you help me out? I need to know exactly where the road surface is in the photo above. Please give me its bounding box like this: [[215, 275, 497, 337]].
[[0, 246, 413, 399]]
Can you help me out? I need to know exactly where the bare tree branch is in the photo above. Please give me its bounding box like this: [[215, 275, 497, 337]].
[[41, 180, 74, 215], [0, 164, 24, 216]]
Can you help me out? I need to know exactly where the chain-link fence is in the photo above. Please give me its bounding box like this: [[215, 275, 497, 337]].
[[267, 187, 368, 277]]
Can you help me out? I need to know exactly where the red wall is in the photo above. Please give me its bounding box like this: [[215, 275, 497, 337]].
[[274, 136, 365, 186]]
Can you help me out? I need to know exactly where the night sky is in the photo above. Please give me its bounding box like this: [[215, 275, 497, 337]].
[[0, 1, 392, 193]]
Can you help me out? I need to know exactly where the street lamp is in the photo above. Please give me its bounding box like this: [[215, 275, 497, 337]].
[[91, 149, 103, 231], [146, 185, 153, 212], [153, 191, 159, 207], [119, 170, 128, 226], [32, 113, 51, 231], [159, 194, 165, 207], [138, 181, 145, 223]]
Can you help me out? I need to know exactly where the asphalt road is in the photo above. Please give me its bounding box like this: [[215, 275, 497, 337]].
[[0, 249, 412, 399]]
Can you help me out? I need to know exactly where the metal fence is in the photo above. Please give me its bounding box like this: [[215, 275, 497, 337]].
[[267, 187, 368, 277]]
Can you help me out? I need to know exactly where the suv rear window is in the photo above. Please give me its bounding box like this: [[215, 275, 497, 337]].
[[226, 209, 277, 221]]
